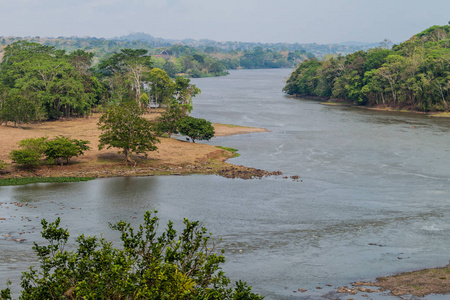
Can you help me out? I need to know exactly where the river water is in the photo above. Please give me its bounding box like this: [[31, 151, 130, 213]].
[[1, 69, 450, 299]]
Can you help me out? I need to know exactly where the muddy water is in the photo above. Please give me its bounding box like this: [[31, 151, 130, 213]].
[[1, 69, 450, 299]]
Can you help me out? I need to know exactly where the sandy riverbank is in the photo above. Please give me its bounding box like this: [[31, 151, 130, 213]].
[[0, 113, 279, 180], [320, 101, 450, 117], [334, 264, 450, 298]]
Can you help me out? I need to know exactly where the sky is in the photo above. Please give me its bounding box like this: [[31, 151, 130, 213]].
[[0, 0, 449, 44]]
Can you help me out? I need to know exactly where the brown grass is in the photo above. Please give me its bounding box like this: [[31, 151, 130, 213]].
[[0, 113, 274, 179], [337, 266, 450, 297]]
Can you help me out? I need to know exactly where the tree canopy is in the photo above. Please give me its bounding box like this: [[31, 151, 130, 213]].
[[98, 102, 159, 162], [284, 25, 450, 112], [178, 116, 215, 143], [0, 211, 264, 299]]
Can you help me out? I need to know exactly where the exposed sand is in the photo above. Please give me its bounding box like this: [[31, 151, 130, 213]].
[[0, 113, 278, 179], [336, 265, 450, 297]]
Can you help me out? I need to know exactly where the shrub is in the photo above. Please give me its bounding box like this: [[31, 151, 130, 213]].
[[9, 148, 42, 168], [44, 136, 90, 166], [0, 211, 264, 299]]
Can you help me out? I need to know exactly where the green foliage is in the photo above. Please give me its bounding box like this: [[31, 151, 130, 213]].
[[284, 25, 450, 112], [8, 136, 90, 168], [98, 101, 159, 162], [0, 160, 7, 171], [44, 136, 91, 166], [0, 41, 93, 121], [154, 105, 184, 138], [216, 146, 240, 157], [18, 137, 48, 156], [283, 59, 322, 95], [8, 137, 48, 168], [174, 76, 201, 114], [147, 68, 176, 108], [0, 177, 94, 186], [8, 149, 42, 168], [178, 116, 215, 143], [0, 211, 264, 299]]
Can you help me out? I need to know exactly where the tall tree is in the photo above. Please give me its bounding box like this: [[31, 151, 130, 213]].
[[98, 102, 159, 162]]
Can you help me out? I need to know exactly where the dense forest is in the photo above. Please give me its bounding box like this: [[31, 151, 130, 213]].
[[0, 41, 201, 125], [0, 36, 315, 77], [284, 25, 450, 112], [0, 34, 377, 78]]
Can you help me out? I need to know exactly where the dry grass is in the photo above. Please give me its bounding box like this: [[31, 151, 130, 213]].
[[343, 266, 450, 297], [0, 113, 270, 179]]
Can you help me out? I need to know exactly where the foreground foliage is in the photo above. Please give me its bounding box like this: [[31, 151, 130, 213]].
[[0, 211, 263, 299], [284, 25, 450, 112]]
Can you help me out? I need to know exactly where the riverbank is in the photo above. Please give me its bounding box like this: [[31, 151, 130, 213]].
[[322, 101, 450, 117], [0, 113, 280, 181], [336, 264, 450, 297], [290, 96, 450, 117]]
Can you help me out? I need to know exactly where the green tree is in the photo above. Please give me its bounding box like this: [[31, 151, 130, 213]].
[[0, 211, 264, 300], [0, 88, 37, 127], [0, 41, 93, 120], [174, 77, 201, 115], [44, 136, 91, 166], [98, 102, 159, 162], [147, 68, 176, 110], [178, 116, 215, 143], [8, 137, 48, 168], [154, 104, 184, 138], [97, 49, 153, 104]]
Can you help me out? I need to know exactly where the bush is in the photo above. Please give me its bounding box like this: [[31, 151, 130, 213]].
[[45, 136, 90, 166], [0, 211, 264, 299], [8, 136, 90, 168], [9, 148, 42, 168]]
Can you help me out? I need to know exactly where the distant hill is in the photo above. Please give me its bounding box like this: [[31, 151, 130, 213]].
[[114, 32, 382, 58]]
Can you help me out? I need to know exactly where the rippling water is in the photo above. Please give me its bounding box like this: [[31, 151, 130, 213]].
[[1, 69, 450, 299]]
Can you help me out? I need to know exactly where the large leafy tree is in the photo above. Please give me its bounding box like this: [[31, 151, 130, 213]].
[[0, 41, 93, 121], [174, 76, 201, 115], [98, 101, 159, 162], [97, 49, 153, 104], [154, 104, 184, 138], [178, 116, 215, 143], [147, 68, 176, 109]]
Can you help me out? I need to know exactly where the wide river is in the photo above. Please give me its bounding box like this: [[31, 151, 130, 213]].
[[1, 69, 450, 299]]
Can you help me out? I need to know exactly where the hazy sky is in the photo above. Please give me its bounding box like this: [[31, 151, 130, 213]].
[[0, 0, 449, 44]]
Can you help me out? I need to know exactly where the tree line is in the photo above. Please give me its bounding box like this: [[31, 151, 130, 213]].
[[1, 41, 217, 166], [0, 41, 202, 125], [284, 25, 450, 112]]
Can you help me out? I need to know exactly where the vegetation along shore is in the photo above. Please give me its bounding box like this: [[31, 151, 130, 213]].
[[284, 25, 450, 114]]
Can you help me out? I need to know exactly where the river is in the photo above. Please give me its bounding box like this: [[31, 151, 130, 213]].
[[1, 69, 450, 299]]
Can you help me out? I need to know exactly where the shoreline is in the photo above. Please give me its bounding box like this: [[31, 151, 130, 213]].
[[0, 115, 282, 182], [288, 95, 450, 117], [336, 264, 450, 297]]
